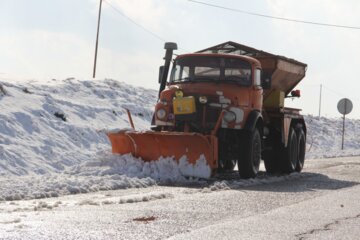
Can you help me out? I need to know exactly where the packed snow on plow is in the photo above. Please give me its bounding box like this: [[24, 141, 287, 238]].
[[107, 128, 217, 179], [107, 41, 307, 179]]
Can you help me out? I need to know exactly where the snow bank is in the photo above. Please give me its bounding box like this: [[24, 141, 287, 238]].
[[0, 78, 360, 200], [305, 116, 360, 159], [0, 151, 212, 201], [0, 78, 156, 176]]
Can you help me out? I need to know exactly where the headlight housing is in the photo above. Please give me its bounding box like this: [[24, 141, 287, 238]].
[[223, 111, 236, 123], [175, 90, 183, 98], [156, 108, 167, 120]]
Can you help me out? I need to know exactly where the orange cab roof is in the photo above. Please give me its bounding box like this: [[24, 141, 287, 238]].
[[176, 53, 261, 67]]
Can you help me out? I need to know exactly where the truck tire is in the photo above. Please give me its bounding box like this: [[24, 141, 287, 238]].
[[219, 158, 237, 171], [218, 158, 237, 172], [263, 151, 278, 174], [263, 130, 281, 174], [218, 142, 237, 172], [280, 127, 298, 173], [225, 159, 237, 171], [238, 129, 261, 178], [295, 129, 306, 172]]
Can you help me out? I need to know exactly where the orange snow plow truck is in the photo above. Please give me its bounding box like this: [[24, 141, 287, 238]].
[[108, 41, 307, 179]]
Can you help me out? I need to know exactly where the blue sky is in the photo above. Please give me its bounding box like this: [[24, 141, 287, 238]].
[[1, 0, 360, 118]]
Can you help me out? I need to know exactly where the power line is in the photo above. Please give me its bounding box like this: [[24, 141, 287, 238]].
[[312, 84, 360, 102], [322, 85, 360, 102], [93, 0, 103, 78], [103, 0, 190, 53], [188, 0, 360, 30], [322, 85, 344, 97], [103, 0, 167, 42]]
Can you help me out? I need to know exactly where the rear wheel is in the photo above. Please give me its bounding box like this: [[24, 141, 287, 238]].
[[280, 127, 298, 173], [238, 129, 261, 179], [295, 129, 306, 172], [263, 129, 281, 174]]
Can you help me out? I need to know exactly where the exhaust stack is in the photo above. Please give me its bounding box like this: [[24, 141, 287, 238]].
[[158, 42, 177, 97]]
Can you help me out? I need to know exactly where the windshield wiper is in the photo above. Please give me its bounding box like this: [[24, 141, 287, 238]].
[[193, 76, 219, 82], [171, 77, 193, 83], [224, 76, 251, 86], [172, 76, 220, 83]]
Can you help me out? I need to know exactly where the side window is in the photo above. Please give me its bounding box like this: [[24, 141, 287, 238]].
[[170, 66, 178, 81], [171, 65, 190, 81], [181, 66, 190, 80], [255, 68, 261, 86]]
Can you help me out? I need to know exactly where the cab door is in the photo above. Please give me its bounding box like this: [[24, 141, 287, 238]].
[[252, 68, 263, 110]]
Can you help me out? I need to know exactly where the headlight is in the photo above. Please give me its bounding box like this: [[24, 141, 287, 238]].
[[156, 109, 166, 119], [199, 96, 208, 104], [175, 90, 183, 98], [223, 111, 236, 123]]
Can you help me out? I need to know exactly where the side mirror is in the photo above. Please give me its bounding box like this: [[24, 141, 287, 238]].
[[261, 73, 272, 89], [158, 66, 164, 84]]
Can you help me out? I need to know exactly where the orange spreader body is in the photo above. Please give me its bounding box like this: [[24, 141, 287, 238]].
[[107, 130, 218, 170]]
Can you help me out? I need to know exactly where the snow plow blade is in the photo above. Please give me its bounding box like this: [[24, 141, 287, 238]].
[[107, 130, 218, 174]]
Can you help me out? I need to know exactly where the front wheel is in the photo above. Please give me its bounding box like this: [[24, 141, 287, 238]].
[[218, 140, 238, 172], [238, 129, 261, 179], [218, 158, 237, 172]]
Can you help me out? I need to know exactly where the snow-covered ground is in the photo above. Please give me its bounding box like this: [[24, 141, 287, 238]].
[[0, 79, 359, 201], [305, 115, 360, 159]]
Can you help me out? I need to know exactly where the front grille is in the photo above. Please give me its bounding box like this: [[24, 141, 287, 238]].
[[201, 104, 221, 128], [175, 94, 222, 131]]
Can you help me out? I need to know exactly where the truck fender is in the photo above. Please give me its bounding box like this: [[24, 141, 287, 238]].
[[244, 111, 263, 135]]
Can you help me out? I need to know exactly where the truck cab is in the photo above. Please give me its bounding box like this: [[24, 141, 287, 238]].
[[154, 53, 264, 132]]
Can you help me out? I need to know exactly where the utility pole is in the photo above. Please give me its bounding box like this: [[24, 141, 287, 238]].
[[318, 84, 322, 118], [93, 0, 103, 78]]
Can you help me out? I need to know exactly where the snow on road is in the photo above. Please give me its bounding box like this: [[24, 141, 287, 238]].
[[0, 78, 360, 202], [0, 156, 359, 240]]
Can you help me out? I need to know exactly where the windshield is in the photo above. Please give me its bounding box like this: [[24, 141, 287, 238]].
[[170, 56, 252, 86]]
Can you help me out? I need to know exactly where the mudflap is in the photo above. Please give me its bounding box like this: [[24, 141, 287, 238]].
[[107, 130, 218, 177]]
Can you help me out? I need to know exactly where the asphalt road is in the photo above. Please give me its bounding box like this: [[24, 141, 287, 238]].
[[1, 156, 359, 240]]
